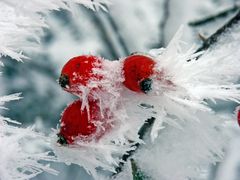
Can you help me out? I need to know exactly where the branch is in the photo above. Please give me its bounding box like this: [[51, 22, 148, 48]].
[[92, 13, 120, 59], [112, 117, 155, 178], [130, 158, 149, 180], [90, 4, 130, 58], [195, 10, 240, 53], [105, 12, 130, 56], [188, 6, 239, 27], [159, 0, 170, 47]]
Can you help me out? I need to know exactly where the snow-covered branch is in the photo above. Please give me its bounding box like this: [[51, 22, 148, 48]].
[[196, 10, 240, 52]]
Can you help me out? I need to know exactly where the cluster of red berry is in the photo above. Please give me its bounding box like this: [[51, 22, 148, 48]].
[[57, 54, 156, 145]]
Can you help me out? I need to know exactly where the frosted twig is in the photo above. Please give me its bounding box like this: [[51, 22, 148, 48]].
[[189, 5, 239, 27], [159, 0, 170, 47], [112, 117, 155, 178], [196, 10, 240, 52]]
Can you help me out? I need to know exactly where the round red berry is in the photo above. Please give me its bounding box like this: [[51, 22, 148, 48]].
[[237, 108, 240, 127], [58, 99, 110, 144], [123, 54, 156, 93], [59, 55, 102, 95]]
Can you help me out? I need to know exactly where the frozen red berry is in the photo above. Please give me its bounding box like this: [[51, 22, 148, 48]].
[[59, 55, 102, 95], [57, 99, 110, 145], [123, 54, 156, 93], [237, 107, 240, 127]]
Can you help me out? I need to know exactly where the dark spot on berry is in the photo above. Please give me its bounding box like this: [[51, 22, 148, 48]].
[[57, 133, 68, 145], [59, 74, 69, 88], [139, 78, 152, 93]]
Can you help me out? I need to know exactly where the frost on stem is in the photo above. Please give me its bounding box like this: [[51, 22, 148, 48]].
[[0, 0, 110, 62], [0, 94, 57, 180], [196, 10, 240, 52]]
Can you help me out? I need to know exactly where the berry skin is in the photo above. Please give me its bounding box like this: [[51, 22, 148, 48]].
[[58, 99, 109, 145], [123, 54, 156, 93], [59, 55, 102, 95], [237, 108, 240, 127]]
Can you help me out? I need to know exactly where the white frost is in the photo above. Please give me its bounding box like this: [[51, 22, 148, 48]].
[[52, 25, 240, 180], [0, 0, 111, 62], [0, 94, 57, 180]]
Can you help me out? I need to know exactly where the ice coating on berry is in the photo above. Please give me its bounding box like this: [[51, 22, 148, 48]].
[[59, 99, 110, 144], [60, 55, 102, 94]]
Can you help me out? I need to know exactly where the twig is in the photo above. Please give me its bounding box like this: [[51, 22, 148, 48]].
[[189, 6, 239, 27], [112, 117, 155, 178], [84, 7, 119, 59], [195, 10, 240, 53], [130, 158, 149, 180], [91, 3, 130, 58], [159, 0, 170, 47], [105, 12, 130, 56]]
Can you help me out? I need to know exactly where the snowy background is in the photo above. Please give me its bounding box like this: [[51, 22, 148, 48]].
[[1, 0, 240, 179]]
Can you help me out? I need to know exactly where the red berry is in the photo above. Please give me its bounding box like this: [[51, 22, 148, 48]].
[[123, 54, 156, 93], [58, 99, 110, 144], [237, 108, 240, 127], [59, 55, 102, 95]]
